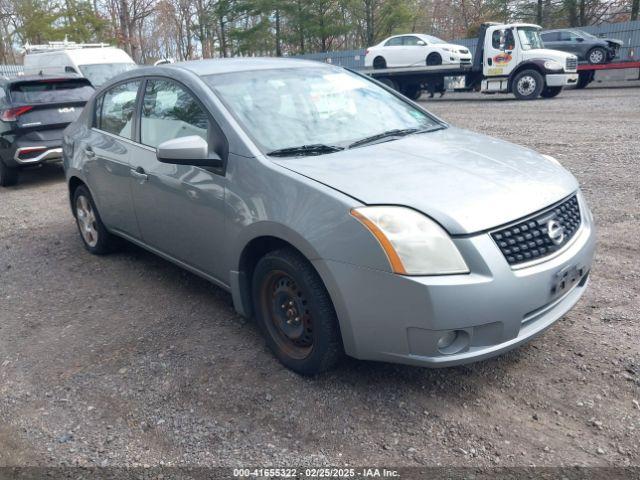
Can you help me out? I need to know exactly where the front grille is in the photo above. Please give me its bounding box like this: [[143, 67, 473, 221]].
[[566, 57, 577, 71], [491, 195, 581, 267]]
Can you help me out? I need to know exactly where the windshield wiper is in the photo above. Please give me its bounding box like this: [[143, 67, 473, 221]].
[[267, 144, 344, 157], [348, 126, 444, 149]]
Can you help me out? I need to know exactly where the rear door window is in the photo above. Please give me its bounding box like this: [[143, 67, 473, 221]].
[[140, 79, 209, 149], [97, 80, 140, 139], [9, 79, 94, 104]]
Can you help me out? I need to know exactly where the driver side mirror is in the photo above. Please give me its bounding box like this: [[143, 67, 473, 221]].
[[157, 135, 222, 168], [576, 37, 584, 42], [417, 40, 426, 46]]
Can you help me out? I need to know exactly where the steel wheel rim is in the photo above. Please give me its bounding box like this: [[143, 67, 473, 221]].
[[260, 270, 313, 360], [76, 195, 99, 247], [590, 50, 604, 63], [517, 75, 537, 96]]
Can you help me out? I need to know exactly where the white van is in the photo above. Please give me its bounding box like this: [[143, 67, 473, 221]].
[[23, 41, 137, 87]]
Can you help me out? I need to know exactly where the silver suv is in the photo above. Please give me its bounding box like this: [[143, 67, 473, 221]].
[[63, 58, 596, 375]]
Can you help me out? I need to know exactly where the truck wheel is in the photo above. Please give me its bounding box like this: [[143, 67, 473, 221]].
[[587, 47, 606, 65], [512, 69, 544, 100], [378, 77, 399, 91], [540, 86, 563, 98], [426, 53, 442, 66], [0, 161, 19, 187], [252, 248, 344, 375], [373, 56, 386, 69], [576, 71, 594, 89], [72, 185, 121, 255], [401, 84, 422, 100]]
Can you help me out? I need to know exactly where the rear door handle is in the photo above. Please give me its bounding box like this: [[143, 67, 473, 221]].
[[130, 166, 149, 182]]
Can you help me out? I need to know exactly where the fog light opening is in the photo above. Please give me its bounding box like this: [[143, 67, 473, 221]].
[[437, 330, 469, 355]]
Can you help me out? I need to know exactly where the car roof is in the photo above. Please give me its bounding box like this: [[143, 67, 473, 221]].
[[165, 57, 330, 76]]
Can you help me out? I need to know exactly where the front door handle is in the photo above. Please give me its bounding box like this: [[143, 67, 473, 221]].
[[130, 166, 149, 182]]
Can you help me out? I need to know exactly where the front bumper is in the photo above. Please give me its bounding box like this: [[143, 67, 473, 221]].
[[314, 193, 596, 367], [546, 73, 578, 87]]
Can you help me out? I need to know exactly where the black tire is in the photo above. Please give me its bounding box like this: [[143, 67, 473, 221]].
[[72, 184, 121, 255], [401, 83, 422, 101], [540, 86, 563, 98], [426, 53, 442, 66], [378, 77, 398, 91], [576, 71, 594, 89], [0, 161, 19, 187], [587, 47, 607, 65], [511, 69, 544, 100], [373, 56, 386, 69], [252, 248, 343, 375]]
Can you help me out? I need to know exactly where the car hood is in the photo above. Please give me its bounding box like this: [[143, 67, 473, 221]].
[[523, 48, 575, 62], [603, 38, 623, 47], [272, 127, 579, 235], [435, 43, 470, 53]]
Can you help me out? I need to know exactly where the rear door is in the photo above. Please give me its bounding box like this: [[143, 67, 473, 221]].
[[383, 36, 406, 67], [541, 31, 561, 50], [7, 78, 94, 133], [84, 79, 141, 238]]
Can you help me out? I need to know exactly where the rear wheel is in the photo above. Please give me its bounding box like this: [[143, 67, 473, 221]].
[[72, 185, 121, 255], [576, 71, 594, 89], [0, 161, 19, 187], [540, 86, 563, 98], [373, 56, 387, 69], [401, 83, 422, 101], [426, 53, 442, 66], [587, 47, 606, 65], [378, 77, 399, 91], [512, 69, 544, 100], [252, 248, 343, 375]]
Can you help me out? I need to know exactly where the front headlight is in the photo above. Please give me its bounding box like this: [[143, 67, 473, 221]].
[[350, 206, 469, 275], [544, 60, 563, 71]]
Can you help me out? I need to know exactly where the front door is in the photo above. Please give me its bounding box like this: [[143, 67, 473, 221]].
[[128, 78, 227, 280], [484, 27, 519, 77]]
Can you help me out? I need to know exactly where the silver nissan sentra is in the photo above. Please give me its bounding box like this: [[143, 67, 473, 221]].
[[63, 58, 596, 375]]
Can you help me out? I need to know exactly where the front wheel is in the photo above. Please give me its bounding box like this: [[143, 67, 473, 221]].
[[540, 86, 563, 98], [252, 248, 343, 375], [426, 53, 442, 66], [587, 47, 607, 65], [512, 69, 544, 100], [0, 161, 19, 187]]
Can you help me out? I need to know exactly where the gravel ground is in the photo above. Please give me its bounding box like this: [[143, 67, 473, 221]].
[[0, 83, 639, 470]]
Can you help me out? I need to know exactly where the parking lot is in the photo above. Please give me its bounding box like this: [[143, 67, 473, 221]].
[[0, 83, 638, 469]]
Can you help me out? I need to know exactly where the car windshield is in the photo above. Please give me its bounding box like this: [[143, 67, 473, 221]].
[[422, 35, 446, 44], [205, 67, 442, 154], [517, 27, 544, 50], [78, 63, 137, 87], [10, 79, 94, 103]]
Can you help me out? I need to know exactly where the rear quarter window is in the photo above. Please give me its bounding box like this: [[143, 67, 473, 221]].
[[10, 80, 94, 104]]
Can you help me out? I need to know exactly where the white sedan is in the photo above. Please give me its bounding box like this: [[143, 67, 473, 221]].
[[364, 34, 472, 69]]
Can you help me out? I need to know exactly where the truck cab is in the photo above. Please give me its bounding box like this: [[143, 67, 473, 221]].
[[478, 23, 578, 99]]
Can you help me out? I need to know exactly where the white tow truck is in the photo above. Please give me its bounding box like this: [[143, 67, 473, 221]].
[[363, 22, 579, 100]]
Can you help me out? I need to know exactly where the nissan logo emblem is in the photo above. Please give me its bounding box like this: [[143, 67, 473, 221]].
[[547, 219, 565, 245]]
